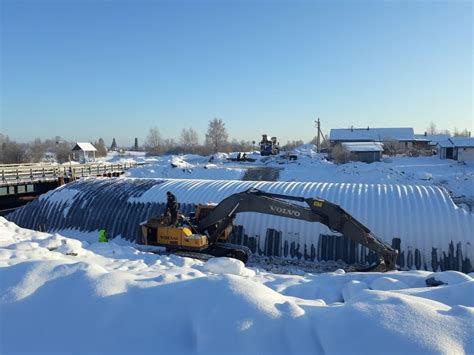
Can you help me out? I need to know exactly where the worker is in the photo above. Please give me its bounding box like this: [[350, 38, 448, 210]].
[[98, 229, 108, 243], [165, 191, 179, 226]]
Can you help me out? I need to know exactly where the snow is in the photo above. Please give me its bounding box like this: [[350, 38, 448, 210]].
[[330, 127, 415, 141], [123, 154, 246, 180], [38, 185, 81, 217], [4, 147, 472, 352], [449, 137, 474, 148], [203, 257, 256, 277], [1, 218, 473, 354], [341, 141, 384, 152], [72, 142, 97, 152], [106, 148, 474, 202]]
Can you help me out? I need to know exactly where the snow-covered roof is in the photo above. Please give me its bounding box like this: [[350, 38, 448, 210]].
[[436, 140, 454, 148], [330, 127, 415, 142], [341, 142, 384, 152], [437, 137, 474, 148], [414, 134, 450, 144], [449, 137, 474, 148], [72, 142, 97, 152]]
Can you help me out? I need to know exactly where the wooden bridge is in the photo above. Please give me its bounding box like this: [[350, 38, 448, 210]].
[[0, 162, 138, 186], [0, 162, 139, 215]]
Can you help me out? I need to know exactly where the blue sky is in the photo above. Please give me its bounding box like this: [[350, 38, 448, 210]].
[[1, 0, 472, 146]]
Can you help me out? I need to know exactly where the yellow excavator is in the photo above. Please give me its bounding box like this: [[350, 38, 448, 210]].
[[140, 188, 398, 271]]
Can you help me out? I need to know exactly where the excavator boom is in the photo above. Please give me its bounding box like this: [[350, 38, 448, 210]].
[[198, 188, 398, 271]]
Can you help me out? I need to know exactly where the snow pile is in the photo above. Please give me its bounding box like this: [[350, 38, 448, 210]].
[[203, 257, 256, 277], [124, 154, 246, 180], [170, 155, 193, 169], [291, 143, 319, 157], [1, 218, 473, 354]]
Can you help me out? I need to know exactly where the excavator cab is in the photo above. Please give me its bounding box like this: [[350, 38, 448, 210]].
[[140, 215, 208, 251], [194, 204, 234, 242]]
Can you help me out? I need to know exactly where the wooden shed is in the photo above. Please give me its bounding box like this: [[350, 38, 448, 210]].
[[437, 137, 474, 161], [72, 142, 97, 163], [341, 142, 384, 163]]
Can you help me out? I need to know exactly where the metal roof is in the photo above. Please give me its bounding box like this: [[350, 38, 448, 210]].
[[341, 142, 384, 152], [437, 138, 474, 148], [7, 178, 473, 271], [414, 134, 450, 144], [330, 127, 414, 142], [437, 140, 455, 148], [72, 142, 97, 152], [449, 137, 474, 148]]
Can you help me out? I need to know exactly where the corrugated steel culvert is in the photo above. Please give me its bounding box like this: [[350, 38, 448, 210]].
[[7, 177, 474, 272]]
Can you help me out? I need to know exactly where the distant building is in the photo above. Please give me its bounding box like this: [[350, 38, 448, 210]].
[[414, 133, 450, 151], [329, 127, 415, 152], [437, 137, 474, 161], [341, 142, 384, 163], [72, 142, 97, 163]]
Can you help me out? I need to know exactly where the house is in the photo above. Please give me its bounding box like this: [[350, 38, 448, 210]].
[[72, 142, 97, 163], [329, 127, 415, 152], [341, 142, 384, 163], [413, 133, 450, 150], [437, 137, 474, 161]]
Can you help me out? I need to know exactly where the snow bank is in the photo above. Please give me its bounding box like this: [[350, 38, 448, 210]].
[[1, 219, 473, 354], [203, 257, 256, 277]]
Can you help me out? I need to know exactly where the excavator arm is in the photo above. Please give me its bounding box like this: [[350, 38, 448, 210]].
[[197, 188, 398, 271]]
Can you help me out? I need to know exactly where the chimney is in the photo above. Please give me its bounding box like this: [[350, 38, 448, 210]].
[[351, 125, 353, 132], [367, 126, 369, 131], [424, 131, 427, 136]]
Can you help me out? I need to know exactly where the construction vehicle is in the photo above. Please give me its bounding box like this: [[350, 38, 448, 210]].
[[259, 134, 280, 156], [140, 188, 398, 271]]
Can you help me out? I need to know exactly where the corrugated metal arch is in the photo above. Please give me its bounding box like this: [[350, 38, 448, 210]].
[[7, 177, 474, 272]]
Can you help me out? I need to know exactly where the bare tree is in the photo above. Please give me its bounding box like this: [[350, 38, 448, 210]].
[[330, 144, 351, 164], [1, 138, 28, 164], [163, 138, 177, 154], [205, 118, 228, 153], [383, 139, 399, 156], [55, 142, 72, 163], [453, 128, 470, 137], [27, 138, 47, 163], [180, 128, 199, 153], [0, 134, 4, 163], [94, 138, 107, 157], [146, 127, 163, 155], [282, 140, 304, 151], [426, 121, 437, 135], [228, 139, 253, 152]]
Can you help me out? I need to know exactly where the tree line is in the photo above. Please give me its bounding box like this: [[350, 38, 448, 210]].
[[1, 119, 470, 164], [1, 118, 257, 163], [426, 121, 470, 137]]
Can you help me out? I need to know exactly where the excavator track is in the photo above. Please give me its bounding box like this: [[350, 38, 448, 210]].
[[135, 245, 215, 262], [211, 243, 252, 263], [134, 244, 389, 273], [134, 243, 252, 264]]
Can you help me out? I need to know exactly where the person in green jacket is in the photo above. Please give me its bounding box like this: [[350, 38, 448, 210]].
[[98, 229, 108, 243]]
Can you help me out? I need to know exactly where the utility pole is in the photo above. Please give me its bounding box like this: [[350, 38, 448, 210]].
[[315, 118, 321, 153]]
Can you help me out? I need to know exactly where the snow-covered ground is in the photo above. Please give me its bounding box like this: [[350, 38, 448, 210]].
[[1, 218, 473, 354], [109, 146, 474, 203], [3, 147, 472, 353]]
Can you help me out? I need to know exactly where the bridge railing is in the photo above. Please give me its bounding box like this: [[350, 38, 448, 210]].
[[0, 162, 138, 186]]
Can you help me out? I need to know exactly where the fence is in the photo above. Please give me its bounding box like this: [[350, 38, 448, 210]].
[[0, 162, 138, 186]]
